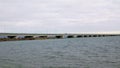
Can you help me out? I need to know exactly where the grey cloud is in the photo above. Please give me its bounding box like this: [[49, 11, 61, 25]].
[[0, 0, 120, 33]]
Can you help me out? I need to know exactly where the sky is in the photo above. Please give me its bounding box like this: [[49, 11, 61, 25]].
[[0, 0, 120, 33]]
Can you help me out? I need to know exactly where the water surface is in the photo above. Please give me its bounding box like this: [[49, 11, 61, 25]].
[[0, 37, 120, 68]]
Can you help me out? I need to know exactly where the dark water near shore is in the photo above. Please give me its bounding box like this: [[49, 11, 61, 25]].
[[0, 37, 120, 68]]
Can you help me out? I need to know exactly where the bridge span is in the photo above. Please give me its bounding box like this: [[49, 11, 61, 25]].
[[0, 33, 120, 41]]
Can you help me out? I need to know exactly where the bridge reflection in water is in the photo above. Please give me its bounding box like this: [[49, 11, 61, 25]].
[[0, 33, 120, 41]]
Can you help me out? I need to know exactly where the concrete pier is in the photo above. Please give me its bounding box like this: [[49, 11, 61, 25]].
[[0, 33, 120, 41]]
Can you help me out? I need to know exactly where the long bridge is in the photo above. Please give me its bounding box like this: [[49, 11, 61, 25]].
[[0, 32, 120, 41]]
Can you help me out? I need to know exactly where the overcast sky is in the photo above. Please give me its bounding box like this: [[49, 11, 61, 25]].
[[0, 0, 120, 33]]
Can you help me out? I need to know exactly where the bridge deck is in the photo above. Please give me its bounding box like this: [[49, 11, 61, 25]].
[[0, 33, 120, 41]]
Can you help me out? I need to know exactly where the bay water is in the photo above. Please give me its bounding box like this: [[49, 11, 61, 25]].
[[0, 36, 120, 68]]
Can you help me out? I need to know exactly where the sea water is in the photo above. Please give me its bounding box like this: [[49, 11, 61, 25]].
[[0, 36, 120, 68]]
